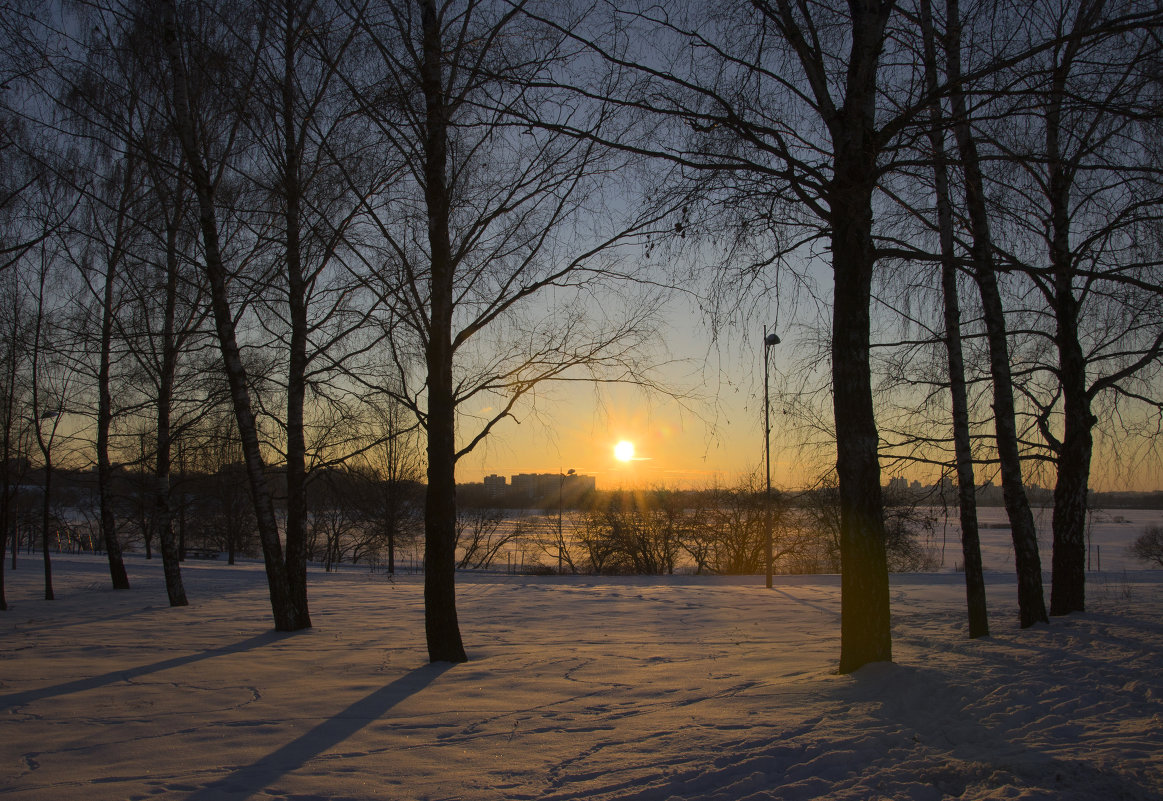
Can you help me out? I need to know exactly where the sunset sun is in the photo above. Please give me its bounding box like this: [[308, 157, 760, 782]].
[[613, 440, 635, 462]]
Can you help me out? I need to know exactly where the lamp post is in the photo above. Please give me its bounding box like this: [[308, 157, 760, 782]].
[[763, 326, 780, 589]]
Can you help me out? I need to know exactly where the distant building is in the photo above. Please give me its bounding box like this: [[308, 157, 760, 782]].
[[509, 473, 545, 498], [483, 474, 507, 498], [564, 473, 597, 497], [509, 472, 596, 504]]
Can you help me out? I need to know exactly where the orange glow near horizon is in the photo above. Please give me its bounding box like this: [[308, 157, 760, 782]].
[[459, 381, 770, 490], [456, 349, 1163, 492]]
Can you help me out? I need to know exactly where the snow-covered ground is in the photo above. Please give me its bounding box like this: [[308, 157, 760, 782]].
[[1, 515, 1161, 801]]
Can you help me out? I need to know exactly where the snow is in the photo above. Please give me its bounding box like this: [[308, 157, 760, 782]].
[[2, 514, 1161, 800]]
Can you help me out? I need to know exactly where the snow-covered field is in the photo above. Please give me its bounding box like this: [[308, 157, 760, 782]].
[[2, 516, 1161, 801]]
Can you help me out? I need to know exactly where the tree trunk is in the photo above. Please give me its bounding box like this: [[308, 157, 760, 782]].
[[160, 0, 303, 631], [41, 462, 53, 601], [385, 477, 397, 576], [177, 437, 187, 560], [942, 257, 989, 639], [281, 0, 311, 628], [1050, 373, 1091, 615], [0, 314, 19, 611], [920, 0, 987, 638], [98, 233, 130, 591], [830, 181, 892, 672], [421, 0, 466, 664], [156, 218, 187, 607], [946, 0, 1047, 628], [1045, 53, 1092, 616], [829, 0, 893, 674]]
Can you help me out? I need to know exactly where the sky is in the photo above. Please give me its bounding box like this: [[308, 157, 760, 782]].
[[458, 314, 799, 491], [457, 310, 1163, 494]]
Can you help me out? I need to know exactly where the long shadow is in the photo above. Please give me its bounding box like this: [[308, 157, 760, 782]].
[[184, 662, 454, 801], [768, 585, 839, 618], [0, 632, 288, 711], [845, 663, 1163, 801]]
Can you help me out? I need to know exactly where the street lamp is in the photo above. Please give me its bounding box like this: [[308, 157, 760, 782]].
[[764, 326, 780, 589]]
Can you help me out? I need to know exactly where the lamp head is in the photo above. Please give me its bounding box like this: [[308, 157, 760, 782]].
[[764, 332, 781, 347]]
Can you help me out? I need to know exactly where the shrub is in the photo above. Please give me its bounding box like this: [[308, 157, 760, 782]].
[[1128, 525, 1163, 568]]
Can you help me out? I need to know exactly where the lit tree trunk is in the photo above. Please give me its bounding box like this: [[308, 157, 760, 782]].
[[420, 0, 466, 663], [945, 0, 1046, 628], [160, 0, 303, 631], [762, 0, 894, 672], [920, 0, 987, 638]]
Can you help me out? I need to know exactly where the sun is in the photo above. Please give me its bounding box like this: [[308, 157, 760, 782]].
[[614, 440, 635, 462]]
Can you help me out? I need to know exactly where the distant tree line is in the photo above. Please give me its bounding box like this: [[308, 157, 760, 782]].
[[2, 0, 1162, 674]]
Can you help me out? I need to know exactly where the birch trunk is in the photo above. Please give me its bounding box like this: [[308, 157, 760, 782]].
[[97, 211, 130, 591], [1045, 30, 1094, 616], [156, 217, 187, 607], [420, 0, 466, 663], [920, 0, 987, 638], [160, 0, 303, 631], [945, 0, 1047, 628], [280, 0, 311, 629]]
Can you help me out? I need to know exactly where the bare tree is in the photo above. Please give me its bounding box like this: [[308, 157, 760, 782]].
[[529, 0, 930, 669], [455, 506, 514, 570], [697, 483, 769, 575], [158, 0, 304, 630], [239, 0, 385, 619], [0, 4, 54, 275], [185, 412, 258, 563], [26, 237, 79, 601], [943, 0, 1049, 628], [919, 0, 987, 638], [0, 271, 32, 610], [355, 396, 425, 574], [1128, 525, 1163, 568], [346, 0, 672, 662], [979, 0, 1163, 616], [52, 114, 144, 593], [715, 0, 898, 670]]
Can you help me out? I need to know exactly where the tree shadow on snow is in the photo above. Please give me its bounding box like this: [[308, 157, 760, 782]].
[[183, 662, 453, 801], [843, 662, 1163, 801], [0, 631, 289, 712]]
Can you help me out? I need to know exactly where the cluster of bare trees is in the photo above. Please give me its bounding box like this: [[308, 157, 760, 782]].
[[448, 481, 939, 574], [538, 0, 1163, 671], [0, 0, 670, 663], [1, 0, 1160, 674], [457, 483, 937, 577]]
